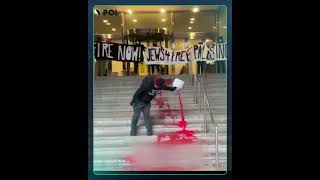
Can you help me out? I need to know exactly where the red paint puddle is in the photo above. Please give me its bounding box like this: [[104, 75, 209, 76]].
[[122, 140, 206, 171], [122, 78, 206, 171], [156, 90, 200, 145]]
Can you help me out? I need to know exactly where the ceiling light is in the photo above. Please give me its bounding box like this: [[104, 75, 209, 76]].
[[106, 23, 111, 25], [107, 34, 111, 39], [112, 28, 116, 31], [133, 19, 137, 23], [190, 21, 194, 24], [160, 9, 166, 13], [103, 20, 108, 23], [161, 19, 166, 22], [192, 8, 199, 13], [127, 10, 132, 14], [188, 27, 192, 30], [190, 18, 195, 21]]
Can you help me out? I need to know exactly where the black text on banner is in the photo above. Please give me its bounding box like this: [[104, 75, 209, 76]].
[[94, 42, 145, 62]]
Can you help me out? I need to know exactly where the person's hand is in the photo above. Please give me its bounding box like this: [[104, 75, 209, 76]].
[[171, 87, 177, 91], [173, 88, 180, 95]]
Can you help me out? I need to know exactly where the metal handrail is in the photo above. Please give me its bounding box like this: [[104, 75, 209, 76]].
[[191, 72, 219, 171], [199, 78, 216, 126]]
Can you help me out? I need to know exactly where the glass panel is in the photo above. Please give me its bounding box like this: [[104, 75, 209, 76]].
[[124, 12, 172, 35]]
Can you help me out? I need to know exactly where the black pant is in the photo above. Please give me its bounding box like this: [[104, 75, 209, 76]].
[[131, 101, 152, 136], [134, 62, 138, 74], [148, 65, 160, 74], [197, 61, 205, 74]]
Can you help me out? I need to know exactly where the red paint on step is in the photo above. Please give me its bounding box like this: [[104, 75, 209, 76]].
[[164, 79, 173, 86], [152, 89, 179, 126], [122, 140, 206, 171], [155, 90, 200, 145], [122, 79, 208, 171], [177, 90, 185, 121], [157, 130, 196, 144]]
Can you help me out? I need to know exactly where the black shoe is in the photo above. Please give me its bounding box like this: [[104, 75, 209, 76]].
[[130, 131, 137, 136], [147, 132, 153, 136]]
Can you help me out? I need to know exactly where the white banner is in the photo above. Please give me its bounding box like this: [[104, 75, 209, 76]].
[[144, 42, 227, 65], [144, 47, 193, 65]]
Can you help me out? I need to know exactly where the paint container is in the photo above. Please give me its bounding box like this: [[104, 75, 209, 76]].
[[172, 78, 184, 90]]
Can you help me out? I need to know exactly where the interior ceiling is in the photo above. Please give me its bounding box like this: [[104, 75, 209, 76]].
[[94, 12, 219, 35], [93, 6, 226, 37], [94, 5, 220, 13]]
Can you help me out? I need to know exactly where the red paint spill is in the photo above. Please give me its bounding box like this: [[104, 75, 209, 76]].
[[152, 91, 179, 126], [122, 79, 206, 171], [157, 130, 196, 144], [176, 90, 187, 130]]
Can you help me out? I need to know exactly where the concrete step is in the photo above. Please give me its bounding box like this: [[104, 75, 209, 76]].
[[94, 144, 227, 152], [93, 93, 226, 97], [93, 97, 200, 107], [94, 147, 227, 160], [94, 89, 227, 93], [93, 101, 204, 106], [93, 119, 226, 126], [94, 75, 226, 80], [94, 76, 225, 81], [93, 111, 227, 118], [93, 158, 227, 165], [93, 96, 226, 102], [93, 100, 226, 106], [94, 82, 226, 88], [93, 106, 227, 111], [94, 124, 227, 137], [93, 96, 227, 101], [93, 134, 227, 147], [94, 78, 226, 82], [93, 88, 226, 93], [93, 161, 227, 171], [93, 98, 226, 104], [93, 84, 226, 89], [93, 119, 227, 128], [93, 102, 226, 108], [93, 96, 200, 100], [94, 80, 226, 84], [93, 115, 226, 125], [94, 81, 226, 86], [93, 100, 227, 107], [94, 145, 227, 160], [92, 74, 229, 172], [93, 106, 226, 113], [94, 113, 227, 119]]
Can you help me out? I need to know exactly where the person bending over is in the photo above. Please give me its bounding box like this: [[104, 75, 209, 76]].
[[130, 76, 176, 136]]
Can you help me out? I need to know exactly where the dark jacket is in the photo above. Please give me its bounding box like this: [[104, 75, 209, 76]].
[[130, 76, 176, 104]]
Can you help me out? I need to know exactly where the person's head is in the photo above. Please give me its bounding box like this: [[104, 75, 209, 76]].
[[154, 77, 165, 89]]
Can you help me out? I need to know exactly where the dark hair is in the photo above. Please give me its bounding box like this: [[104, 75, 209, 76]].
[[156, 78, 165, 87]]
